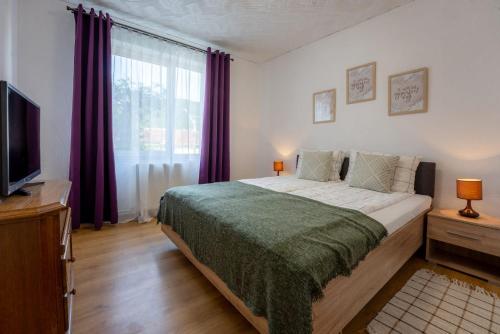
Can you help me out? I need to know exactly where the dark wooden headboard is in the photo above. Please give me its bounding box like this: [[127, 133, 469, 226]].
[[295, 155, 436, 197]]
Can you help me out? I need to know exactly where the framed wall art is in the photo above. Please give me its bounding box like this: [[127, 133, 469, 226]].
[[313, 89, 336, 124], [388, 67, 428, 116], [346, 62, 376, 104]]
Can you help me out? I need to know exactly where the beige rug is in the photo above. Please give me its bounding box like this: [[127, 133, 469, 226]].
[[367, 269, 500, 334]]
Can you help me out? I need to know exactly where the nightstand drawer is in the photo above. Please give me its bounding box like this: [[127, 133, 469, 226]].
[[428, 216, 500, 257]]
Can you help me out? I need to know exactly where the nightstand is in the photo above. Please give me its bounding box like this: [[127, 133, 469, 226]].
[[426, 209, 500, 284]]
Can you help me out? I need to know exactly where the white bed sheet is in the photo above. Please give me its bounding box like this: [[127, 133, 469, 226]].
[[369, 195, 431, 235], [239, 176, 432, 235], [240, 175, 333, 192], [288, 182, 412, 214]]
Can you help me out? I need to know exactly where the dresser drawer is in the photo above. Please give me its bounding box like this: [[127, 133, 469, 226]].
[[62, 232, 73, 262], [61, 232, 75, 333], [61, 208, 72, 257], [62, 235, 74, 292], [62, 258, 74, 305], [428, 216, 500, 257], [60, 208, 71, 242], [63, 287, 75, 332]]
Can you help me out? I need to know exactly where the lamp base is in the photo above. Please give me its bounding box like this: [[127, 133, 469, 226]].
[[458, 200, 480, 218]]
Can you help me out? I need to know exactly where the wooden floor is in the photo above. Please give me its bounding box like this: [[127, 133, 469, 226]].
[[72, 221, 500, 334]]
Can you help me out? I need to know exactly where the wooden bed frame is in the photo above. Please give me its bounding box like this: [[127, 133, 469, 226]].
[[161, 209, 428, 333], [160, 158, 436, 333]]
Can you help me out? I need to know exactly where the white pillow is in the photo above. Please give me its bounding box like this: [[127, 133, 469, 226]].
[[296, 149, 344, 181], [345, 150, 422, 193], [391, 155, 421, 194]]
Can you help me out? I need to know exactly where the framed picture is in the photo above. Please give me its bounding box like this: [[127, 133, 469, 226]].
[[389, 67, 428, 116], [313, 89, 336, 124], [346, 62, 376, 104]]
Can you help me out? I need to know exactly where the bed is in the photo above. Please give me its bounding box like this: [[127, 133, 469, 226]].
[[159, 156, 436, 334]]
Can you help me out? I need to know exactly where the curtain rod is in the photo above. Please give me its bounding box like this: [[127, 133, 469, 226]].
[[66, 5, 233, 61]]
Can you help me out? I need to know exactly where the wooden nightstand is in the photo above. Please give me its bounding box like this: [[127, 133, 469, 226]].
[[427, 209, 500, 284]]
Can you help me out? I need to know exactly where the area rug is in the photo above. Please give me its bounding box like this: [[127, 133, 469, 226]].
[[367, 269, 500, 334]]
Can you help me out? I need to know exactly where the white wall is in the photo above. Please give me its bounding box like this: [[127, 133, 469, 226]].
[[17, 0, 74, 180], [259, 0, 500, 216], [230, 58, 263, 180], [0, 0, 18, 83]]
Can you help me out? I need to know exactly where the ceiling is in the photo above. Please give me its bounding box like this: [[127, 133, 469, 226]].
[[79, 0, 414, 63]]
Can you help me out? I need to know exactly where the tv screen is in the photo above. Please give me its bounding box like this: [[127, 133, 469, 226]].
[[0, 81, 41, 196], [8, 89, 41, 183]]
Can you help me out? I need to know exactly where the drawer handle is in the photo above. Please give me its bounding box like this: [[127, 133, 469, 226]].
[[446, 230, 481, 241], [70, 257, 76, 263], [64, 289, 76, 298]]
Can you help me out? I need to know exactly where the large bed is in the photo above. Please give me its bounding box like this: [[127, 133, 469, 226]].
[[159, 157, 436, 334]]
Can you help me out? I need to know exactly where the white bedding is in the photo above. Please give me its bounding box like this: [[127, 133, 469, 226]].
[[288, 182, 412, 214], [369, 194, 432, 234], [240, 176, 432, 235], [240, 175, 332, 193]]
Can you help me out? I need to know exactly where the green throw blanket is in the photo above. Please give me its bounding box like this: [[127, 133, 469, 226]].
[[157, 181, 387, 334]]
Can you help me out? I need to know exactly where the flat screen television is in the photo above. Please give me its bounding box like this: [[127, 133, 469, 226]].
[[0, 81, 41, 196]]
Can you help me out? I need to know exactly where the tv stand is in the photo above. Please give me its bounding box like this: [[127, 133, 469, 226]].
[[12, 181, 46, 196], [25, 181, 46, 187], [12, 188, 32, 196], [0, 180, 73, 333]]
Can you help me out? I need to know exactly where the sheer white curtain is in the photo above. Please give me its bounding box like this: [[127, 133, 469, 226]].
[[111, 27, 205, 222]]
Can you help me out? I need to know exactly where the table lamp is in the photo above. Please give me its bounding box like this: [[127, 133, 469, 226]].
[[456, 178, 482, 218], [273, 160, 284, 176]]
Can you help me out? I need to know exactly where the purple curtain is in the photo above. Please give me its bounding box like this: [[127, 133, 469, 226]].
[[69, 5, 117, 230], [199, 48, 231, 184]]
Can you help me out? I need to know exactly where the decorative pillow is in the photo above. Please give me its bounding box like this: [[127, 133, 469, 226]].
[[297, 150, 344, 181], [391, 155, 422, 194], [345, 149, 360, 183], [295, 149, 308, 174], [296, 150, 332, 182], [329, 150, 345, 181], [346, 150, 422, 194], [349, 152, 399, 193]]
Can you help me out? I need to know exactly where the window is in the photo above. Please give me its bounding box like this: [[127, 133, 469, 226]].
[[110, 27, 206, 222], [111, 27, 205, 159]]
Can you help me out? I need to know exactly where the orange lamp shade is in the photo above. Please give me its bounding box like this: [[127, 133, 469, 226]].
[[456, 179, 482, 200], [273, 160, 284, 172]]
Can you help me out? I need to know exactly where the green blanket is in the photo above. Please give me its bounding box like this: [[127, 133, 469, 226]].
[[157, 181, 387, 334]]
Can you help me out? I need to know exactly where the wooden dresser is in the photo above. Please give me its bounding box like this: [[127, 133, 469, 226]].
[[0, 181, 74, 334]]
